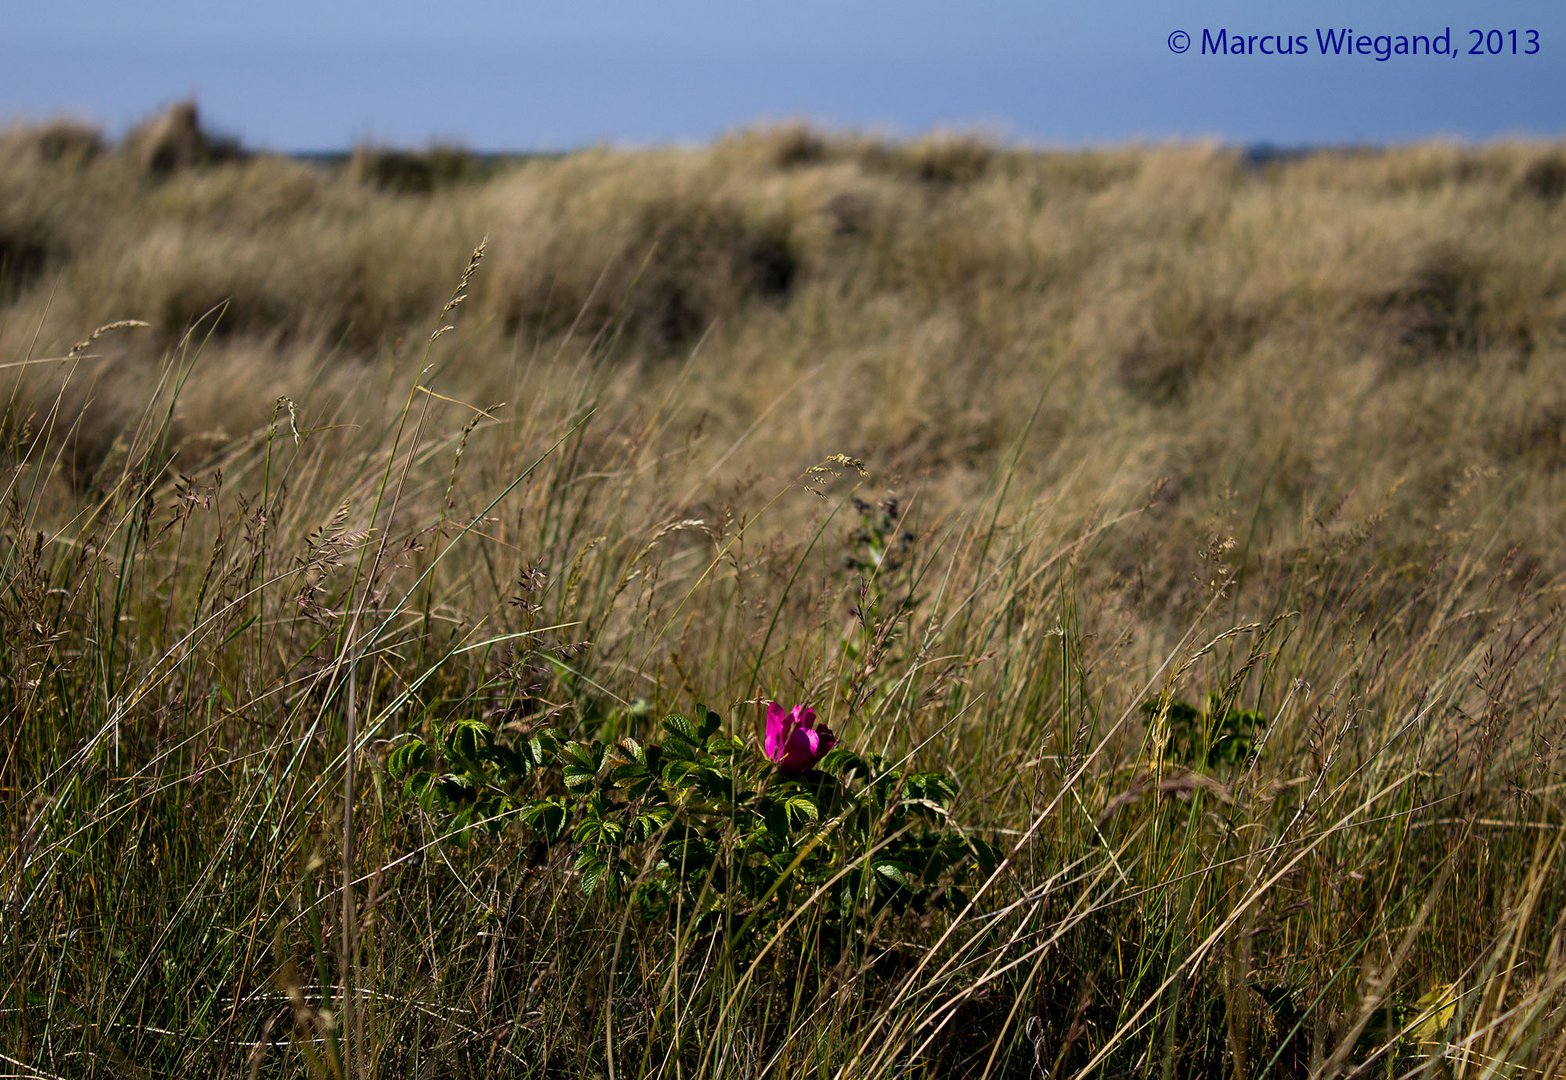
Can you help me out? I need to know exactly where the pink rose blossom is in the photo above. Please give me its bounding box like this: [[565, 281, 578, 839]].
[[763, 702, 837, 774]]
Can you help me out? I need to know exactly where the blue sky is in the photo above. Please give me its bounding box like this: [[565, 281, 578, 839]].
[[3, 1, 1562, 150]]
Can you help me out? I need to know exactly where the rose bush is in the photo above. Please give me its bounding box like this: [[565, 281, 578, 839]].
[[388, 704, 998, 953]]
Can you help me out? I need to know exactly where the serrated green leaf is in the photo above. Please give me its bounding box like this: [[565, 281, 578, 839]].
[[818, 746, 867, 776], [445, 718, 492, 761], [704, 733, 744, 757], [636, 805, 672, 833], [403, 769, 435, 803], [874, 862, 910, 889], [610, 762, 647, 786], [762, 797, 788, 840], [785, 793, 820, 825], [387, 740, 429, 780], [663, 714, 699, 744], [692, 768, 734, 801], [907, 772, 959, 805], [560, 740, 598, 768], [478, 796, 515, 831], [575, 848, 607, 893], [661, 758, 699, 785]]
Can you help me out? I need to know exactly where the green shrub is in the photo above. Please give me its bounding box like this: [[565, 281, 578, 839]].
[[388, 706, 998, 955]]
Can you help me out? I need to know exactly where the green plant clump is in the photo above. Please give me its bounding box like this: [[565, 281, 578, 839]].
[[388, 707, 1000, 953], [1143, 692, 1268, 769]]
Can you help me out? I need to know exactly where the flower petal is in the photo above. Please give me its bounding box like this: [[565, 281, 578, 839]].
[[816, 723, 838, 754], [764, 701, 789, 762], [779, 726, 820, 772]]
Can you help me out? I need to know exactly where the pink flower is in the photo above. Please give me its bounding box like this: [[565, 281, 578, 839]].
[[763, 702, 837, 774]]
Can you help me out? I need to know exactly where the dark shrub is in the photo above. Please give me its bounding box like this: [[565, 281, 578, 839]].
[[30, 120, 105, 166], [1372, 244, 1489, 363], [1118, 295, 1261, 404], [864, 133, 995, 186], [347, 144, 487, 195], [505, 197, 800, 350], [1517, 152, 1566, 202]]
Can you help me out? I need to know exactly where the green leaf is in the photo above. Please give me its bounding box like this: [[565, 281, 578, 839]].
[[436, 773, 477, 803], [691, 767, 735, 801], [481, 795, 515, 829], [633, 805, 673, 841], [524, 735, 546, 767], [610, 761, 648, 786], [559, 740, 598, 768], [444, 718, 492, 761], [449, 807, 477, 844], [663, 713, 700, 745], [387, 739, 429, 781], [492, 745, 530, 781], [784, 793, 820, 825], [966, 836, 1003, 875], [818, 746, 868, 777], [874, 862, 911, 890], [561, 741, 601, 788], [661, 758, 700, 785], [575, 848, 608, 894], [403, 769, 435, 804], [907, 772, 959, 806], [522, 797, 570, 841], [762, 798, 788, 840], [704, 733, 745, 758], [531, 728, 562, 761]]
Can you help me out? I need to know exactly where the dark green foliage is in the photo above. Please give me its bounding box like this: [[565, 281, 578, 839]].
[[843, 495, 915, 578], [1142, 692, 1267, 769], [387, 707, 998, 953]]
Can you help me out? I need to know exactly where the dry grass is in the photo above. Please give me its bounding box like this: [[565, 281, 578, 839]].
[[4, 106, 1566, 1076]]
